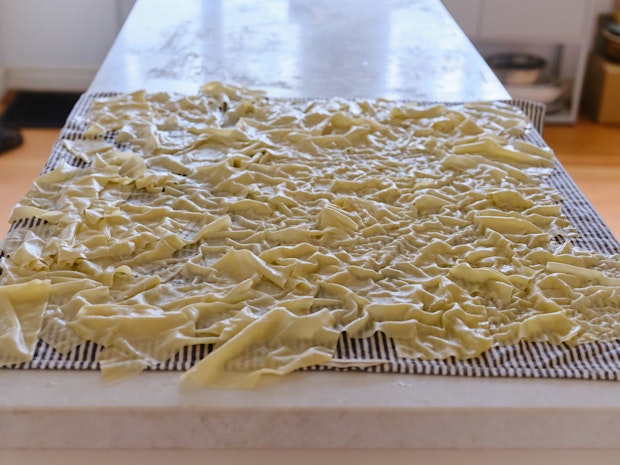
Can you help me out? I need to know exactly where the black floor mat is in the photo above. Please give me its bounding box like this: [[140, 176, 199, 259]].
[[0, 91, 81, 128]]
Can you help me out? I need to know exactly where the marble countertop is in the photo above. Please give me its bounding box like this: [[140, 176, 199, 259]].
[[3, 369, 620, 451], [4, 1, 620, 463], [90, 0, 509, 101]]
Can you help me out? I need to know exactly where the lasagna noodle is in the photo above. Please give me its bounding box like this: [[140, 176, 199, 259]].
[[2, 82, 620, 388]]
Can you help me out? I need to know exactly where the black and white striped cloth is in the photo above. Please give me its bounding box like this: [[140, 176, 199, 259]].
[[4, 93, 620, 382]]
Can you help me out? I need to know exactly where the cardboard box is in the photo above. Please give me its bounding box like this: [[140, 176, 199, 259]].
[[582, 53, 620, 123]]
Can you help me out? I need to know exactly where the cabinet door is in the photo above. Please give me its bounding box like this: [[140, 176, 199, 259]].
[[480, 0, 589, 41], [441, 0, 482, 37]]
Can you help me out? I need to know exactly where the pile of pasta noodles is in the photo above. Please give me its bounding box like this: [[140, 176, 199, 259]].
[[2, 82, 620, 388]]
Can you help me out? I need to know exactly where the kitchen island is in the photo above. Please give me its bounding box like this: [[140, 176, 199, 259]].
[[3, 1, 620, 464]]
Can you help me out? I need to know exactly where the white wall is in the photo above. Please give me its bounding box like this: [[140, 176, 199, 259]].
[[0, 18, 5, 97], [0, 0, 135, 93]]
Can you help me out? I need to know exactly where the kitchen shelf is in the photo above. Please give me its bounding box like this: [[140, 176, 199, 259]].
[[442, 0, 604, 124]]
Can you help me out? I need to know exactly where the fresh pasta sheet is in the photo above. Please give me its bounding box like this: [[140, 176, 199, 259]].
[[2, 83, 620, 388]]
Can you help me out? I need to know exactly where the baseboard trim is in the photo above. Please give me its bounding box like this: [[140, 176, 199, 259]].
[[5, 65, 96, 92]]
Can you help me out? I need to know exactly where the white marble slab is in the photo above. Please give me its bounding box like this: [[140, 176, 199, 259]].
[[90, 0, 509, 101], [3, 369, 620, 451]]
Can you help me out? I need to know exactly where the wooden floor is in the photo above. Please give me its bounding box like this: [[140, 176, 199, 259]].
[[0, 118, 618, 240], [0, 128, 59, 238], [544, 118, 620, 239]]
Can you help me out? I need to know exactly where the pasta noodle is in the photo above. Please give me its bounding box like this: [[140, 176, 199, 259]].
[[1, 82, 620, 388]]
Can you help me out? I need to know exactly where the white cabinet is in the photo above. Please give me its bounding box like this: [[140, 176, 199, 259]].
[[443, 0, 611, 123], [441, 0, 482, 37], [0, 31, 4, 96], [0, 0, 136, 93], [479, 0, 589, 40]]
